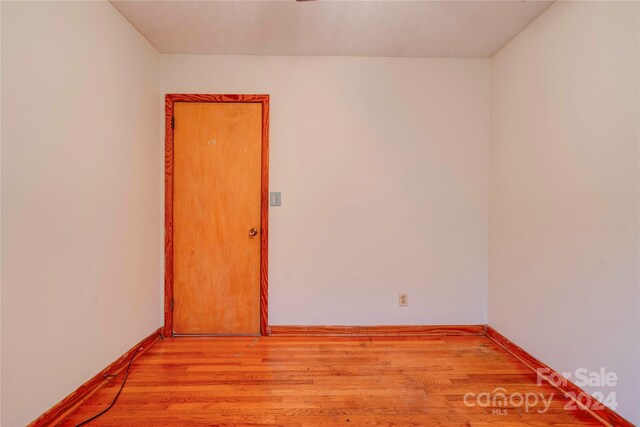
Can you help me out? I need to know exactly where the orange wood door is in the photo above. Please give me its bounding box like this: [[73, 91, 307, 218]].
[[173, 102, 262, 335]]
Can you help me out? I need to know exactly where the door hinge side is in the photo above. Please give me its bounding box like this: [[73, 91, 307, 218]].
[[171, 116, 175, 130], [171, 298, 174, 311]]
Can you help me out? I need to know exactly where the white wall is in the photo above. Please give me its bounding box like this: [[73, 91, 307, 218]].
[[161, 55, 490, 326], [1, 2, 163, 426], [489, 1, 639, 424]]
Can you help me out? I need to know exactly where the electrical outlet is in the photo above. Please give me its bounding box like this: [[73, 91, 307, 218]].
[[399, 293, 408, 307]]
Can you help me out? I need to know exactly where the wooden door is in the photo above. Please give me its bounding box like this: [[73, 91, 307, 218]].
[[173, 102, 262, 335]]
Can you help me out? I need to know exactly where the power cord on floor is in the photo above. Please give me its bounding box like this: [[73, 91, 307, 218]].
[[75, 333, 163, 426]]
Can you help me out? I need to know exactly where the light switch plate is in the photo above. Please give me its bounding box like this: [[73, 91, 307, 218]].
[[270, 192, 282, 206]]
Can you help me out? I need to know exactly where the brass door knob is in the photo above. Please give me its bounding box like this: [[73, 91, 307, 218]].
[[249, 228, 258, 237]]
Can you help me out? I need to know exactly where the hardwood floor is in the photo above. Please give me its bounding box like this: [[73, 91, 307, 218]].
[[60, 336, 601, 426]]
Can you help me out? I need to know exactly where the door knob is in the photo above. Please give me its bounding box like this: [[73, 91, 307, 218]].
[[249, 228, 258, 237]]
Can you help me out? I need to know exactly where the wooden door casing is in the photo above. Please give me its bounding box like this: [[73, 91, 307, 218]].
[[165, 94, 269, 337]]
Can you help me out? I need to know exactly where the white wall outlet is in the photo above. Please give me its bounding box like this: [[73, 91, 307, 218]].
[[399, 293, 408, 307]]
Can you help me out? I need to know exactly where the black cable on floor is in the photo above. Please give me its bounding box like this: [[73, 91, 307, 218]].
[[75, 334, 163, 426]]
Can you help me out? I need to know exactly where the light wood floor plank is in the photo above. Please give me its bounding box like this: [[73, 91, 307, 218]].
[[59, 336, 601, 426]]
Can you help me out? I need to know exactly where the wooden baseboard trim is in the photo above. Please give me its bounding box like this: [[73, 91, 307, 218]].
[[485, 326, 634, 427], [268, 325, 486, 336], [28, 327, 163, 427]]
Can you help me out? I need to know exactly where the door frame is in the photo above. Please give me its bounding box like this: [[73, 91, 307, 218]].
[[164, 94, 270, 337]]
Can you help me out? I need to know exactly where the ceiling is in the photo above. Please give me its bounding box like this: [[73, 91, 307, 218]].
[[110, 0, 553, 58]]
